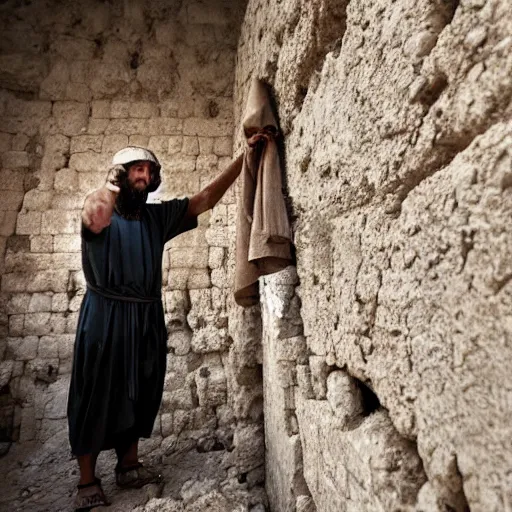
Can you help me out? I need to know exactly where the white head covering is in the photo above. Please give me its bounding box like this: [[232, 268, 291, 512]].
[[112, 146, 160, 169], [111, 146, 162, 193]]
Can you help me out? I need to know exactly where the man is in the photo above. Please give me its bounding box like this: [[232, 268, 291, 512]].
[[68, 146, 243, 510]]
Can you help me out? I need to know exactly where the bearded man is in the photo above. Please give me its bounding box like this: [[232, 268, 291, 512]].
[[67, 146, 243, 510]]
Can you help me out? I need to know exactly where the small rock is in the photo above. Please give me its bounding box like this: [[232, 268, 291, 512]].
[[464, 26, 487, 50], [180, 478, 217, 504]]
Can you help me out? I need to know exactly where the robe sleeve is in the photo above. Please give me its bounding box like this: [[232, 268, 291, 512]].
[[159, 198, 198, 242]]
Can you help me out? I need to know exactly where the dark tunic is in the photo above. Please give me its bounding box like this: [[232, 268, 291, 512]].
[[67, 198, 196, 456]]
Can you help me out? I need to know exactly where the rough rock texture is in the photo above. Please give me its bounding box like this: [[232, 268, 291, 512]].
[[1, 0, 511, 510], [0, 423, 267, 512], [0, 0, 268, 510], [233, 0, 512, 511]]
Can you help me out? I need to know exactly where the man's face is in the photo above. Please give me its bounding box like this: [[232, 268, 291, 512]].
[[127, 161, 151, 191]]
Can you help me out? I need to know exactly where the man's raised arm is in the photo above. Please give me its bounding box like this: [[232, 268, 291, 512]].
[[186, 153, 244, 218]]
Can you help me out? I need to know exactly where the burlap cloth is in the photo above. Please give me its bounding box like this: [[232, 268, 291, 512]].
[[234, 78, 292, 307]]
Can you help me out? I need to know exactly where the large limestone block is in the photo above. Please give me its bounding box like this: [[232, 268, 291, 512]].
[[68, 151, 105, 173], [170, 247, 209, 268], [19, 405, 36, 442], [2, 270, 69, 293], [168, 330, 192, 356], [223, 423, 265, 474], [53, 234, 81, 253], [183, 118, 233, 137], [195, 363, 227, 408], [6, 336, 39, 361], [5, 98, 52, 119], [89, 60, 131, 98], [41, 210, 80, 234], [22, 191, 53, 212], [27, 293, 52, 313], [187, 2, 231, 25], [191, 325, 229, 353], [296, 396, 426, 512], [162, 387, 195, 411], [37, 336, 59, 359], [52, 102, 89, 136], [0, 191, 24, 211], [24, 313, 52, 336], [70, 135, 103, 154], [15, 212, 42, 235], [0, 53, 47, 92], [54, 168, 79, 192], [326, 371, 363, 424], [0, 361, 14, 388], [51, 36, 96, 61], [5, 293, 31, 315], [40, 60, 70, 100], [1, 151, 30, 169], [169, 268, 211, 290], [43, 378, 69, 420], [0, 211, 17, 237]]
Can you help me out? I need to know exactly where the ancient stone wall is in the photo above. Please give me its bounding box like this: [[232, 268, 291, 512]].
[[0, 0, 264, 490], [234, 0, 512, 511]]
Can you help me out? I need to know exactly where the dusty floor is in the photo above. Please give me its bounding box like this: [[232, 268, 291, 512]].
[[0, 429, 267, 512]]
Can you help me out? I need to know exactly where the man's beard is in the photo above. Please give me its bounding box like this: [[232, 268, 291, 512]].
[[115, 174, 148, 220]]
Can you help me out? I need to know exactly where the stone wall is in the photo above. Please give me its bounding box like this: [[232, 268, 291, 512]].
[[0, 0, 265, 486], [234, 0, 512, 511], [2, 0, 512, 510]]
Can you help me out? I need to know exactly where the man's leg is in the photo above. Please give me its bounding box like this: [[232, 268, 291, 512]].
[[77, 453, 98, 485], [74, 452, 110, 509], [115, 439, 139, 469], [114, 437, 162, 488]]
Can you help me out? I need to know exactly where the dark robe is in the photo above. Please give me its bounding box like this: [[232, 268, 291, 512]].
[[67, 198, 197, 456]]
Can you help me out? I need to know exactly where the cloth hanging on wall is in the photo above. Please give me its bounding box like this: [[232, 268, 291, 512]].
[[234, 78, 293, 307]]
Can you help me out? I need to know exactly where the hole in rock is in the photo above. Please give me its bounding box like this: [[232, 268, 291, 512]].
[[355, 380, 381, 416], [199, 367, 210, 378], [444, 0, 460, 25], [207, 100, 219, 118], [196, 436, 226, 453], [297, 86, 308, 106], [419, 72, 448, 107], [130, 51, 140, 70], [0, 384, 14, 442], [249, 395, 264, 422]]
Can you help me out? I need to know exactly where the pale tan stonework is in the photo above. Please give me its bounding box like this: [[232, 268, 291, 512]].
[[1, 0, 511, 511]]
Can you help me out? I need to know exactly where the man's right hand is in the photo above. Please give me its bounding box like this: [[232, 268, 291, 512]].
[[82, 182, 120, 234]]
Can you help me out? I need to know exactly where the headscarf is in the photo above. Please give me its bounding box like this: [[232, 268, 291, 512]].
[[107, 146, 162, 220]]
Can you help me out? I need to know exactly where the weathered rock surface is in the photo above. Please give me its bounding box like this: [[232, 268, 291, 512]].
[[0, 1, 265, 511], [234, 0, 512, 510], [0, 428, 266, 511], [1, 0, 511, 510]]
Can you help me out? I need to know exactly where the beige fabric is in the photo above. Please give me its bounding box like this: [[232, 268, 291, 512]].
[[234, 78, 293, 307]]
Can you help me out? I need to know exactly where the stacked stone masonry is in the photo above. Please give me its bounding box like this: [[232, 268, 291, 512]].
[[1, 0, 511, 511], [0, 1, 268, 511]]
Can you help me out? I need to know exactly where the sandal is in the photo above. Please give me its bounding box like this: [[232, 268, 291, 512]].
[[115, 461, 163, 489], [74, 477, 110, 511]]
